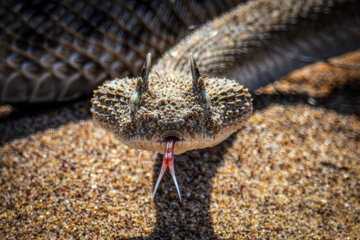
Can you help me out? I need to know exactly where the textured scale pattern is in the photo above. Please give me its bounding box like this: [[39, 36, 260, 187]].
[[92, 73, 253, 154], [92, 0, 360, 154], [0, 0, 242, 103], [154, 0, 360, 91]]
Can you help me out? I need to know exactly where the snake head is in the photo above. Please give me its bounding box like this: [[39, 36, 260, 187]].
[[91, 53, 253, 200], [91, 53, 253, 155]]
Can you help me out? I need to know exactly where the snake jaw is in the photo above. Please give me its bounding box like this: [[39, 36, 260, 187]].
[[151, 131, 192, 154], [152, 137, 181, 201]]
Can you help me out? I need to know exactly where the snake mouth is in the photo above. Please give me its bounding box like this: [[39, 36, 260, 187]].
[[152, 129, 191, 154], [159, 130, 183, 143]]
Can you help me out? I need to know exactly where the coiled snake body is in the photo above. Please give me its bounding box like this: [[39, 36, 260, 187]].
[[0, 0, 242, 102]]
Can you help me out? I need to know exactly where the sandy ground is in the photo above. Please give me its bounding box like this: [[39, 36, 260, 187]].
[[0, 51, 359, 239]]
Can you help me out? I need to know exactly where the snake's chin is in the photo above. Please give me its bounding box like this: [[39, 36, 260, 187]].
[[125, 122, 245, 155]]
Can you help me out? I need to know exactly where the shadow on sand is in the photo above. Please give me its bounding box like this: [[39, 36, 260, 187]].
[[126, 133, 238, 239]]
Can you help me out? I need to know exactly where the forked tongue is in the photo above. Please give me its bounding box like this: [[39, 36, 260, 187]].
[[151, 137, 181, 201]]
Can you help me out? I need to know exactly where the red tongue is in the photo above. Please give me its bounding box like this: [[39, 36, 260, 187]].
[[151, 137, 181, 201]]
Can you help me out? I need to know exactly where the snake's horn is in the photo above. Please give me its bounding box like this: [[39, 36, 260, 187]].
[[190, 54, 200, 85], [138, 53, 152, 91]]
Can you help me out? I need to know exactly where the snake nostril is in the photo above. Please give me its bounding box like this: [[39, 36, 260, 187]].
[[181, 111, 194, 120]]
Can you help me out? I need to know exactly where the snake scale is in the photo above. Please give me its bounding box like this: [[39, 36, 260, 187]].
[[1, 0, 360, 198], [0, 0, 243, 102]]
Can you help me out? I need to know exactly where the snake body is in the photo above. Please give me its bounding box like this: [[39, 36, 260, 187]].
[[0, 0, 242, 103], [91, 0, 360, 154], [0, 0, 359, 154]]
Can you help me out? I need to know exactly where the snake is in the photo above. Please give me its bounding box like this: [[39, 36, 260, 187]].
[[1, 0, 360, 199], [0, 0, 242, 102]]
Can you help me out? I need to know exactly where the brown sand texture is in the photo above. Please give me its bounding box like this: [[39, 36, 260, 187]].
[[0, 51, 360, 239]]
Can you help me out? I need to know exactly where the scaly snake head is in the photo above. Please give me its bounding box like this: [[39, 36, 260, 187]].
[[91, 53, 253, 155]]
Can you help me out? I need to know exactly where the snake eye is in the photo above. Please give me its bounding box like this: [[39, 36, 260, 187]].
[[129, 91, 141, 112], [201, 90, 211, 109], [129, 53, 152, 113]]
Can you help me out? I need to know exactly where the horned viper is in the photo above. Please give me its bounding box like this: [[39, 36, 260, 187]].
[[1, 0, 359, 199], [91, 0, 360, 198]]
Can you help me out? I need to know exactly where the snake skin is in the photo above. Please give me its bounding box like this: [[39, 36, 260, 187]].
[[0, 0, 243, 103], [91, 0, 360, 154]]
